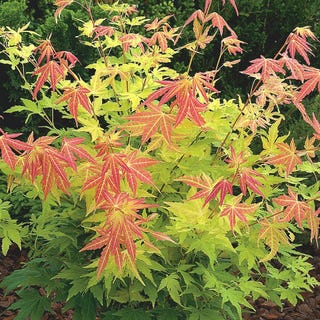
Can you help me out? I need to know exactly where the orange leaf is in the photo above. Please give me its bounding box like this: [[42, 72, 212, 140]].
[[147, 27, 177, 52], [267, 139, 302, 177], [273, 187, 312, 227], [32, 60, 65, 99], [226, 146, 246, 168], [238, 167, 265, 197], [207, 12, 235, 35], [0, 130, 29, 170], [124, 150, 158, 194], [55, 86, 92, 124], [242, 56, 285, 81], [124, 104, 175, 144], [305, 209, 319, 245], [286, 32, 314, 65], [296, 67, 320, 101], [220, 195, 259, 231], [177, 174, 233, 206], [82, 153, 128, 204], [61, 137, 95, 171], [33, 39, 55, 67], [21, 133, 70, 198], [54, 0, 74, 21], [258, 217, 290, 262], [177, 174, 214, 200], [80, 193, 164, 277], [144, 73, 217, 127]]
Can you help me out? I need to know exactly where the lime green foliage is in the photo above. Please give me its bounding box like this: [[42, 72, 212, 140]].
[[0, 199, 22, 254], [0, 1, 319, 319]]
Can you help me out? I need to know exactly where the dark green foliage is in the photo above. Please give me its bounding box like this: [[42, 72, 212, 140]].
[[10, 288, 51, 320], [279, 96, 320, 148], [0, 0, 28, 28]]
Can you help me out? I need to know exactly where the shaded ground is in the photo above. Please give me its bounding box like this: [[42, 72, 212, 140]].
[[0, 245, 320, 319]]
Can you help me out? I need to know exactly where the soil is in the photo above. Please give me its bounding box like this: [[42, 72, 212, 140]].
[[0, 245, 320, 320]]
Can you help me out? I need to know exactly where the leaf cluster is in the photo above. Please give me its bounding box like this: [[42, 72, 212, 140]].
[[0, 1, 319, 319]]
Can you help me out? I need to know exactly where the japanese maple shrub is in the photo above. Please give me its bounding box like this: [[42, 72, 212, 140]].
[[0, 0, 319, 319]]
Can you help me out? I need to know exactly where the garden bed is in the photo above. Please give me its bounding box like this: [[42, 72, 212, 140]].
[[1, 244, 319, 320]]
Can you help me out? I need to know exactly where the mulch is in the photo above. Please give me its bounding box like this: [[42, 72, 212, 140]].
[[1, 245, 320, 320]]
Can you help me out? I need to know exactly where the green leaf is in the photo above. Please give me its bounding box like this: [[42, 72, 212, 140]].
[[67, 277, 89, 300], [1, 259, 54, 293], [10, 288, 51, 320], [158, 273, 182, 305], [89, 284, 104, 305], [69, 293, 96, 320], [189, 308, 224, 320], [113, 308, 153, 320], [143, 281, 158, 307], [1, 236, 11, 255], [238, 279, 269, 300], [221, 288, 254, 319], [0, 59, 12, 65], [153, 307, 182, 320], [279, 288, 300, 305]]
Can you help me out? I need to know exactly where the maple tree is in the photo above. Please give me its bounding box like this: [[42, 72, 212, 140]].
[[0, 0, 319, 319]]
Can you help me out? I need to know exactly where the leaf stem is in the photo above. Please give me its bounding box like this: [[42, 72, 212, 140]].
[[216, 38, 290, 155], [158, 130, 203, 193]]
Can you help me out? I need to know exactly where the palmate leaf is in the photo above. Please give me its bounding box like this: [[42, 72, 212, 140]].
[[32, 60, 65, 99], [0, 129, 29, 170], [279, 53, 305, 81], [177, 174, 213, 199], [296, 66, 320, 101], [145, 76, 205, 127], [286, 32, 314, 65], [119, 33, 146, 53], [82, 162, 122, 205], [56, 50, 79, 67], [33, 39, 55, 67], [10, 288, 51, 320], [177, 174, 233, 206], [305, 209, 320, 245], [61, 137, 95, 171], [93, 25, 115, 39], [80, 193, 160, 277], [99, 152, 128, 192], [242, 56, 285, 82], [220, 195, 259, 231], [258, 218, 290, 262], [21, 133, 70, 197], [145, 15, 173, 31], [158, 273, 182, 306], [267, 139, 302, 177], [273, 187, 312, 227], [207, 12, 235, 36], [147, 27, 178, 52], [238, 167, 265, 197], [123, 104, 176, 144], [55, 86, 92, 124], [143, 73, 218, 127], [124, 150, 159, 194], [226, 146, 246, 168]]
